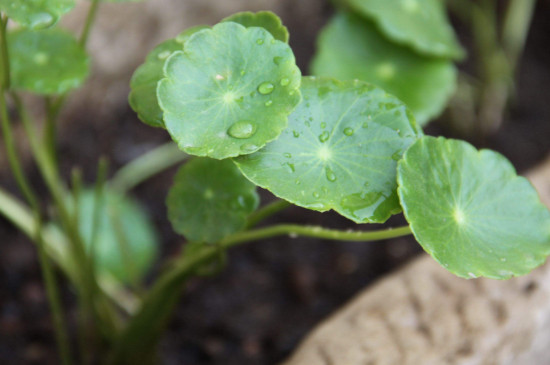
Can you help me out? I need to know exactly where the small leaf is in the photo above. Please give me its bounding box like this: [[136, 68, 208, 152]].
[[312, 12, 456, 125], [167, 158, 259, 243], [398, 136, 550, 279], [235, 77, 420, 224], [342, 0, 464, 59], [158, 22, 301, 159], [0, 0, 75, 29], [74, 189, 158, 284], [8, 28, 89, 95], [223, 11, 289, 43], [129, 26, 208, 128]]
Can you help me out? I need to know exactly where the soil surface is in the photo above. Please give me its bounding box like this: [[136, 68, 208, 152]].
[[1, 1, 549, 364]]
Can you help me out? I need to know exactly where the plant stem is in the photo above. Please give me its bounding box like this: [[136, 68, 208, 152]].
[[44, 97, 59, 171], [80, 0, 101, 47], [0, 17, 73, 365], [246, 199, 292, 228], [109, 142, 187, 193], [502, 0, 537, 73], [107, 223, 412, 364], [0, 15, 9, 89]]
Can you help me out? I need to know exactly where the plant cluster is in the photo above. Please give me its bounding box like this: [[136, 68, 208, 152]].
[[0, 0, 548, 364]]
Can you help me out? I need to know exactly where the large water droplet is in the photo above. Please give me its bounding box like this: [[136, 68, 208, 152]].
[[258, 82, 274, 95], [240, 143, 259, 153], [228, 121, 256, 139], [256, 38, 264, 45], [280, 78, 290, 86], [318, 131, 330, 143], [30, 12, 55, 28], [343, 127, 354, 136], [325, 167, 337, 182]]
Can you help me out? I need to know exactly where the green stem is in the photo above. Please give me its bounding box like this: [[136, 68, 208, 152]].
[[0, 15, 10, 89], [246, 199, 291, 228], [44, 97, 59, 171], [502, 0, 536, 73], [0, 18, 72, 365], [107, 224, 412, 364], [109, 142, 187, 194], [80, 0, 101, 47]]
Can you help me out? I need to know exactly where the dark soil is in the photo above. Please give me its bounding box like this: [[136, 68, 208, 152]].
[[1, 2, 550, 364]]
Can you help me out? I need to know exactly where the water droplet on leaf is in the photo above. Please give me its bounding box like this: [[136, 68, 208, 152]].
[[157, 51, 171, 60], [325, 167, 337, 182], [228, 120, 256, 139], [258, 82, 274, 95], [273, 56, 282, 65], [343, 128, 354, 136], [256, 38, 264, 45], [265, 100, 273, 107], [313, 192, 320, 198], [240, 143, 259, 153], [318, 131, 330, 143], [280, 78, 290, 86]]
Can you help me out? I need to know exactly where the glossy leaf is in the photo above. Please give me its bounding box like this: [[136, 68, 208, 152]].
[[8, 28, 89, 95], [129, 26, 208, 128], [398, 136, 550, 279], [312, 12, 456, 125], [158, 22, 301, 159], [235, 77, 420, 224], [343, 0, 464, 59], [167, 158, 259, 243], [74, 189, 158, 284], [0, 0, 74, 29], [223, 11, 289, 43]]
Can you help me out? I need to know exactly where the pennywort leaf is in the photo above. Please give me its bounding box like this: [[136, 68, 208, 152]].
[[342, 0, 465, 59], [235, 77, 420, 224], [0, 0, 75, 29], [129, 26, 208, 128], [75, 189, 158, 284], [8, 28, 89, 95], [398, 136, 550, 279], [167, 158, 259, 243], [222, 11, 289, 43], [158, 21, 301, 159], [312, 12, 457, 125]]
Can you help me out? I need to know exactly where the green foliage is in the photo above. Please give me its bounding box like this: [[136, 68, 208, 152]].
[[74, 189, 158, 284], [0, 0, 75, 29], [158, 21, 301, 159], [235, 77, 420, 223], [398, 136, 550, 279], [312, 12, 456, 125], [8, 28, 89, 94], [341, 0, 465, 59], [129, 26, 207, 128], [222, 11, 290, 43], [167, 158, 259, 243]]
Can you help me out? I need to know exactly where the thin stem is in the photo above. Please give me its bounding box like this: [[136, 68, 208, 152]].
[[0, 15, 10, 89], [44, 97, 59, 171], [222, 224, 413, 247], [107, 223, 412, 364], [0, 18, 72, 365], [109, 142, 187, 194], [502, 0, 536, 73], [246, 199, 291, 228], [79, 0, 101, 47]]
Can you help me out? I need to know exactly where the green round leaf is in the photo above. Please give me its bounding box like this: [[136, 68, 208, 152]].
[[158, 22, 302, 159], [129, 26, 208, 128], [235, 77, 420, 224], [0, 0, 75, 29], [398, 136, 550, 279], [312, 12, 456, 125], [167, 158, 260, 243], [74, 189, 158, 284], [8, 28, 90, 95], [343, 0, 464, 59], [222, 11, 289, 43]]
